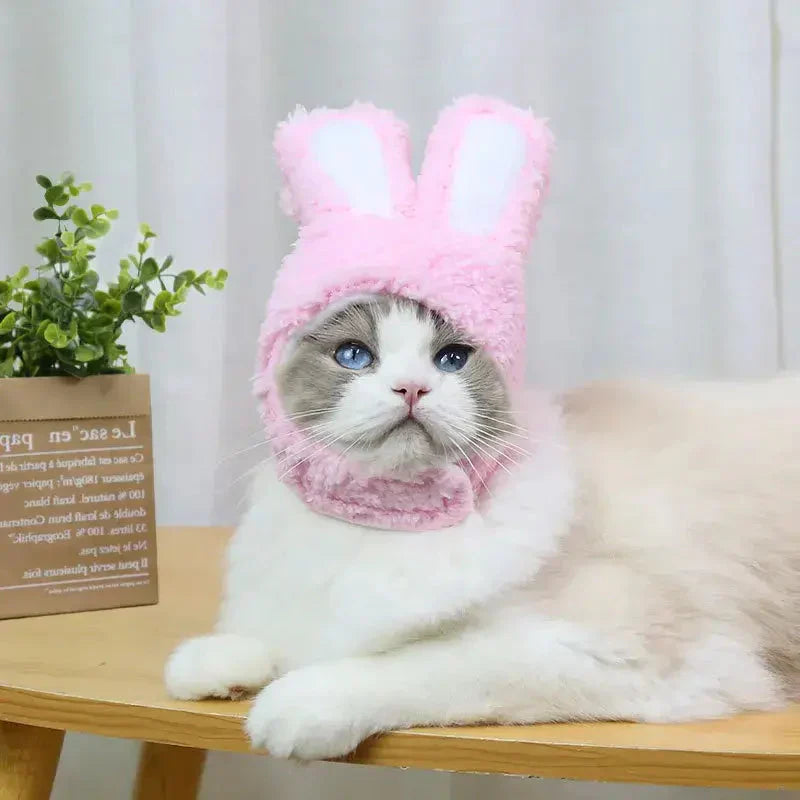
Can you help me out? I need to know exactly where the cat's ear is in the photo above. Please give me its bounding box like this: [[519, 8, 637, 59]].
[[274, 104, 416, 226], [416, 96, 552, 247]]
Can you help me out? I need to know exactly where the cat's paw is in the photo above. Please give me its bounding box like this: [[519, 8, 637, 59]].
[[246, 663, 375, 760], [165, 633, 276, 700]]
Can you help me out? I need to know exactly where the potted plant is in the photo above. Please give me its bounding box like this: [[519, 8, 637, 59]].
[[0, 173, 226, 619]]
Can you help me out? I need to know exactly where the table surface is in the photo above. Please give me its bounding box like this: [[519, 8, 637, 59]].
[[2, 526, 800, 789]]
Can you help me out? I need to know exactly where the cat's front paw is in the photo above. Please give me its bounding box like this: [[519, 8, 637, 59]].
[[165, 633, 276, 700], [246, 663, 375, 760]]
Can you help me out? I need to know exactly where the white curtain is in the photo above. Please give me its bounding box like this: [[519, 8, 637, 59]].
[[2, 1, 797, 798]]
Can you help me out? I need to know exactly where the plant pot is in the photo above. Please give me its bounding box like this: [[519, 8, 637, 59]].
[[0, 374, 158, 619]]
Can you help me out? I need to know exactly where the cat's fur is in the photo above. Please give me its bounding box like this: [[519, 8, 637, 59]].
[[166, 297, 800, 760]]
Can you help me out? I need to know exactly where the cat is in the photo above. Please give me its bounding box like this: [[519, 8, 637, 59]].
[[165, 294, 800, 761]]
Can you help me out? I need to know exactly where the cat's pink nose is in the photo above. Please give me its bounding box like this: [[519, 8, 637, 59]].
[[392, 382, 430, 411]]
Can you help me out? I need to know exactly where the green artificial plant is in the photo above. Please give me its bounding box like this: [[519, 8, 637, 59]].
[[0, 173, 227, 378]]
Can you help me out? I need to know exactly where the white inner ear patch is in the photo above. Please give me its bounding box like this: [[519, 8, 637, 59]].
[[448, 116, 528, 236], [311, 119, 392, 217]]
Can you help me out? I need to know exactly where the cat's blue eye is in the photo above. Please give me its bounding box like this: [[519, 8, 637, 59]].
[[334, 342, 374, 370], [434, 344, 472, 373]]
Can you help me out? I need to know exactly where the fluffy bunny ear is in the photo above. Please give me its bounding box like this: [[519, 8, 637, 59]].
[[274, 103, 416, 226], [417, 96, 552, 245]]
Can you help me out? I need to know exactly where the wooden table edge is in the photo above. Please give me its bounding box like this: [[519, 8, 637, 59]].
[[3, 686, 800, 789]]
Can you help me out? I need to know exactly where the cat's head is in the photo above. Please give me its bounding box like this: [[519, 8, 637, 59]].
[[277, 296, 511, 474]]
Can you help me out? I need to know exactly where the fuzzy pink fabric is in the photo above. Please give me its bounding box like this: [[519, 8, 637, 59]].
[[254, 96, 552, 531]]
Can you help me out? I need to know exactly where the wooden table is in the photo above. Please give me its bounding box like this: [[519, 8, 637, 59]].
[[3, 527, 800, 798]]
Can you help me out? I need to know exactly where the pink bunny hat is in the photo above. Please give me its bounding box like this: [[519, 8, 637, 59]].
[[254, 96, 552, 531]]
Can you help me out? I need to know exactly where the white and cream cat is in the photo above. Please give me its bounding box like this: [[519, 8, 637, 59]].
[[166, 295, 800, 760]]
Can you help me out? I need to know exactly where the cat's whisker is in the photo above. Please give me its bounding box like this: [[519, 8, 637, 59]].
[[470, 411, 530, 436], [476, 424, 530, 441], [335, 431, 370, 461], [216, 458, 268, 499], [222, 423, 366, 498], [447, 435, 493, 498], [267, 417, 359, 463], [287, 407, 338, 420], [272, 425, 351, 465], [471, 427, 533, 458], [216, 438, 275, 467], [469, 413, 529, 433], [278, 427, 365, 481], [277, 418, 372, 466], [449, 424, 529, 471], [446, 409, 526, 435], [463, 436, 515, 477], [453, 426, 523, 470], [447, 413, 534, 457], [445, 415, 533, 460]]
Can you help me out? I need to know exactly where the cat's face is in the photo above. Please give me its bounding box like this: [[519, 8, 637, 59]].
[[277, 296, 511, 473]]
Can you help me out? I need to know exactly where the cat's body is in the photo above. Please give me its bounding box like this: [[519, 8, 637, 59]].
[[166, 299, 800, 759]]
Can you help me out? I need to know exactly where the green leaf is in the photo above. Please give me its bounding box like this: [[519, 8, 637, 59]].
[[83, 270, 99, 291], [68, 185, 80, 197], [137, 240, 148, 255], [43, 323, 61, 346], [90, 204, 105, 216], [36, 238, 61, 262], [38, 276, 64, 300], [140, 258, 159, 282], [78, 182, 93, 192], [85, 218, 111, 238], [0, 313, 16, 333], [33, 206, 59, 221], [59, 172, 75, 186], [207, 268, 229, 290], [153, 290, 172, 313], [75, 344, 102, 362], [161, 254, 173, 272], [60, 230, 75, 247], [35, 175, 52, 189], [74, 291, 97, 311], [139, 222, 156, 238], [71, 208, 90, 226], [54, 353, 88, 377], [101, 298, 122, 315], [91, 314, 115, 329], [71, 257, 88, 276], [173, 274, 187, 292], [146, 312, 166, 332], [106, 208, 119, 219], [44, 186, 69, 206], [122, 291, 144, 314], [44, 186, 64, 204]]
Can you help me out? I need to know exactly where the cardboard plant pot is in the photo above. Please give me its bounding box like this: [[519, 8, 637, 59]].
[[0, 374, 158, 619]]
